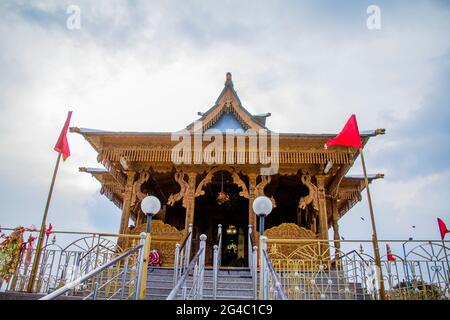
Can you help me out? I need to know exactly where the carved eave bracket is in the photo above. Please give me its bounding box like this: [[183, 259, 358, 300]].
[[130, 171, 150, 208], [167, 169, 190, 208], [298, 174, 319, 211], [255, 175, 277, 207]]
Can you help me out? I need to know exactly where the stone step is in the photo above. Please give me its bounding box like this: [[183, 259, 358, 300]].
[[146, 286, 253, 296], [145, 291, 255, 301], [147, 267, 251, 276], [147, 282, 253, 291], [146, 276, 252, 283]]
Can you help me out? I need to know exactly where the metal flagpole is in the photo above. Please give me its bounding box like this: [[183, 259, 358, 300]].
[[359, 147, 386, 300], [27, 151, 62, 292]]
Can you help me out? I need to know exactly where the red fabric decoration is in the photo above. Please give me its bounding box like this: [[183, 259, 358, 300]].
[[54, 111, 72, 160], [325, 114, 362, 149], [21, 235, 36, 266], [386, 244, 396, 262], [148, 249, 161, 266], [437, 218, 449, 240], [45, 223, 53, 238]]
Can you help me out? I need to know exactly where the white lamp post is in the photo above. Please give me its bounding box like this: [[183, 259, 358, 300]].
[[252, 196, 273, 236], [140, 195, 161, 234]]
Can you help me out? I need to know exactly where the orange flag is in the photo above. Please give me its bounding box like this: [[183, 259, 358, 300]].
[[54, 111, 72, 160]]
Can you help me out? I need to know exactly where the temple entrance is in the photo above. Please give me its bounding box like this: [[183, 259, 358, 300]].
[[193, 170, 249, 266]]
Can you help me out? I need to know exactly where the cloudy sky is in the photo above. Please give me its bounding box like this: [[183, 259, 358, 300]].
[[0, 1, 449, 252]]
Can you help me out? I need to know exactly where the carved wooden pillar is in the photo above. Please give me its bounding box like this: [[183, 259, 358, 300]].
[[311, 208, 317, 234], [331, 197, 340, 251], [316, 175, 329, 240], [119, 171, 136, 236], [184, 172, 197, 232], [248, 173, 258, 239]]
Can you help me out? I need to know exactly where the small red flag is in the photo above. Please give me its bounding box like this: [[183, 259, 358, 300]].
[[54, 111, 72, 160], [325, 114, 362, 149], [437, 218, 449, 240], [45, 223, 53, 238], [386, 244, 396, 262]]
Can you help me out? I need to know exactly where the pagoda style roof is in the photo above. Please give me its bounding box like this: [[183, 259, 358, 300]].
[[73, 73, 385, 227]]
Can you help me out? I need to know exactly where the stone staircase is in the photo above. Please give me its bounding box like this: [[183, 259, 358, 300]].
[[146, 267, 255, 300], [0, 267, 369, 300]]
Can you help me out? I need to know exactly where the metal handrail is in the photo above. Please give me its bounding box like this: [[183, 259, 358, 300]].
[[167, 234, 207, 300], [40, 236, 145, 300], [212, 224, 222, 299], [262, 249, 287, 300], [180, 231, 192, 251], [260, 236, 287, 300], [247, 225, 258, 299], [173, 224, 193, 286], [248, 225, 254, 270]]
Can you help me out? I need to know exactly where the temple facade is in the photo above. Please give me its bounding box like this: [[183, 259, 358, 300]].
[[71, 73, 384, 267]]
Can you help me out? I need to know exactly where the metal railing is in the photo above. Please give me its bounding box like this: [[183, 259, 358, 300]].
[[212, 224, 222, 299], [167, 234, 207, 300], [40, 233, 146, 300], [173, 224, 193, 287], [264, 238, 450, 300], [0, 227, 142, 294], [248, 225, 258, 300], [260, 236, 287, 300]]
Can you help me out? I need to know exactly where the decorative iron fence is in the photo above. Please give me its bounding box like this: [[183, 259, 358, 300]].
[[41, 235, 146, 300], [264, 239, 450, 300], [0, 227, 141, 297]]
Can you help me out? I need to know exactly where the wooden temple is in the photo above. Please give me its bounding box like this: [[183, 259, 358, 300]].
[[71, 73, 384, 266]]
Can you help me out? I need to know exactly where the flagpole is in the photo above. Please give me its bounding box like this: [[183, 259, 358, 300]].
[[359, 147, 386, 300], [27, 151, 62, 292]]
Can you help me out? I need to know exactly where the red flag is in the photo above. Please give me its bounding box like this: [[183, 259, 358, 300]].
[[437, 218, 449, 240], [45, 223, 53, 238], [54, 111, 72, 160], [325, 114, 362, 149], [386, 244, 396, 262]]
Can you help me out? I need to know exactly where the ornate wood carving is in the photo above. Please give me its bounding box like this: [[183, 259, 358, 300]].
[[255, 175, 270, 196], [167, 169, 189, 208], [265, 223, 320, 266], [265, 223, 317, 240], [130, 171, 150, 207], [255, 175, 277, 207], [98, 145, 352, 166], [298, 174, 319, 211], [231, 169, 249, 198], [194, 166, 249, 199]]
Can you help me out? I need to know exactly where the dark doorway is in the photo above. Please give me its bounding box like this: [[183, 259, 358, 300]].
[[193, 170, 249, 266]]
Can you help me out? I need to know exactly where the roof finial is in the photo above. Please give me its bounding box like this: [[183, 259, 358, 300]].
[[225, 72, 233, 87]]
